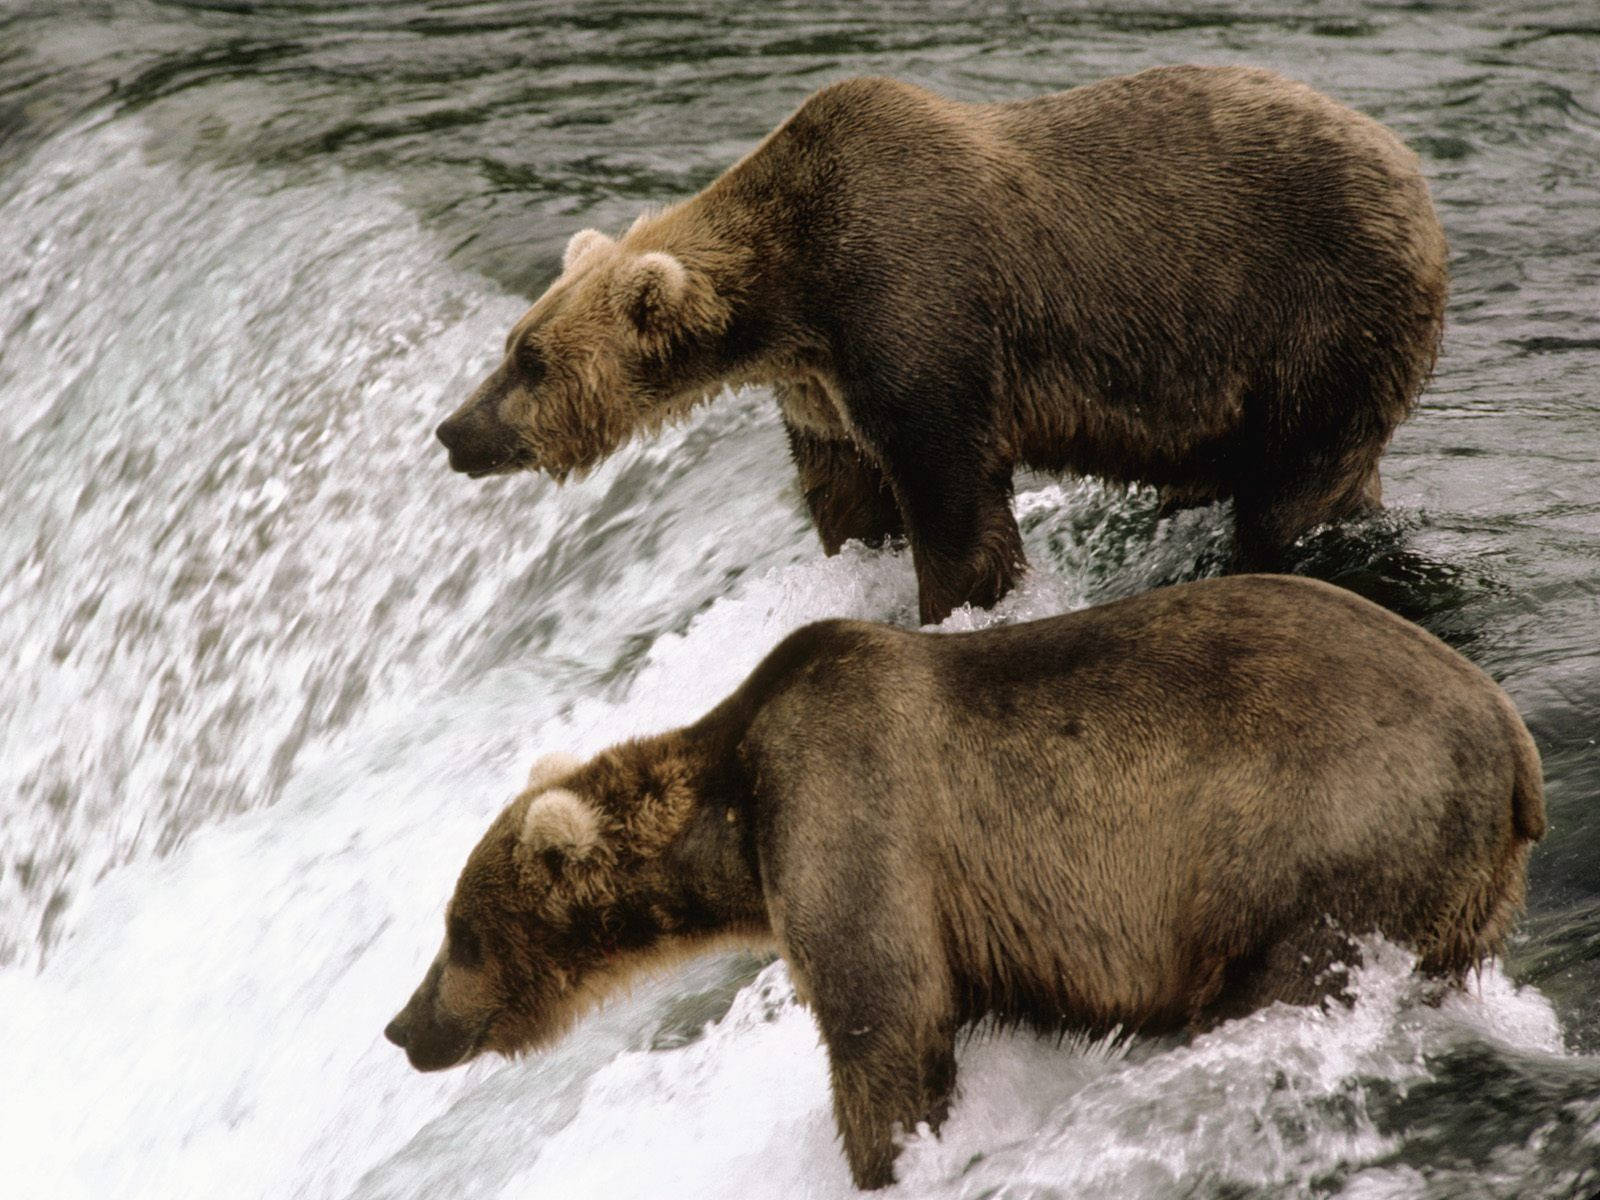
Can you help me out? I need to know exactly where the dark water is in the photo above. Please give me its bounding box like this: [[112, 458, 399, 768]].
[[2, 2, 1597, 1197]]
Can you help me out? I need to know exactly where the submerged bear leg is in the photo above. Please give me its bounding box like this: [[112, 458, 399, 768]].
[[1232, 449, 1387, 572], [784, 422, 905, 553], [1198, 918, 1363, 1029], [882, 445, 1024, 625]]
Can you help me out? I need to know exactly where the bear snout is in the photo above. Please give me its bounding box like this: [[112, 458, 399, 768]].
[[383, 960, 485, 1071], [383, 1000, 481, 1072], [382, 981, 427, 1055], [435, 407, 524, 478]]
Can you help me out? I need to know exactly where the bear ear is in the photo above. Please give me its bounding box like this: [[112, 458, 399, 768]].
[[616, 251, 694, 335], [526, 751, 584, 795], [562, 228, 614, 272], [516, 788, 603, 870]]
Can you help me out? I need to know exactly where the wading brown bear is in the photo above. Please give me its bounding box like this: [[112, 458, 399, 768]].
[[435, 65, 1448, 624], [384, 575, 1540, 1190]]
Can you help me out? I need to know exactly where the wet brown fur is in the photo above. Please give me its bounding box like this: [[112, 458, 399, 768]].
[[385, 575, 1537, 1188], [435, 67, 1448, 623]]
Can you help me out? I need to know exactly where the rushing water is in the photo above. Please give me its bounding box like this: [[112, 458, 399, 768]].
[[2, 2, 1597, 1196]]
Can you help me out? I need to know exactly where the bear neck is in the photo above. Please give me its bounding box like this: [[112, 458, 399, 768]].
[[593, 731, 770, 946], [631, 185, 813, 397]]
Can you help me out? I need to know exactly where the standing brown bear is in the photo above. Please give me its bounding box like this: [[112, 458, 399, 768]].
[[436, 66, 1448, 624], [384, 576, 1541, 1190]]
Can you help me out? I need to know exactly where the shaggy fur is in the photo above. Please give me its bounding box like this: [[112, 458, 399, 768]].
[[384, 576, 1539, 1189], [525, 751, 583, 793], [435, 66, 1448, 623], [517, 789, 601, 864]]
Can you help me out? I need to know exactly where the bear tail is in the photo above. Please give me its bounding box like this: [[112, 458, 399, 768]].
[[1508, 712, 1546, 843]]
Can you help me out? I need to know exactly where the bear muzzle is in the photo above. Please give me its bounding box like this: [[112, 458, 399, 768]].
[[384, 1006, 486, 1072], [383, 965, 487, 1072], [383, 1012, 478, 1072], [435, 406, 528, 479]]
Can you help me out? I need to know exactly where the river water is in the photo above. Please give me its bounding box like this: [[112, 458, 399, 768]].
[[1, 2, 1596, 1196]]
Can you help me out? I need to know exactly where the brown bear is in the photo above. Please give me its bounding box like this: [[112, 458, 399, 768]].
[[435, 66, 1448, 624], [384, 575, 1540, 1189]]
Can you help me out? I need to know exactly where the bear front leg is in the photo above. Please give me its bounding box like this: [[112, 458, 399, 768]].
[[815, 995, 958, 1189], [783, 889, 960, 1189], [784, 422, 905, 554], [884, 443, 1024, 625]]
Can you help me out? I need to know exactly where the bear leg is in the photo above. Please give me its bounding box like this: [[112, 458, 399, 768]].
[[786, 898, 959, 1188], [1199, 920, 1363, 1029], [818, 1001, 958, 1189], [1232, 455, 1385, 572], [1231, 500, 1306, 573], [784, 423, 905, 553], [884, 448, 1024, 624]]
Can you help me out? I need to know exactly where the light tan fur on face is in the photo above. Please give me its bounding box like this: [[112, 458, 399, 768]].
[[434, 947, 496, 1028], [487, 928, 776, 1060], [484, 227, 740, 475]]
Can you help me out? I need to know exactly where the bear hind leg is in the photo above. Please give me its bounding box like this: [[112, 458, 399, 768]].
[[1198, 919, 1363, 1030], [1232, 450, 1385, 572], [1414, 841, 1530, 984]]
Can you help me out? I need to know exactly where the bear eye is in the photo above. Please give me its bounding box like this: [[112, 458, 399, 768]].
[[514, 340, 545, 384], [447, 915, 483, 970]]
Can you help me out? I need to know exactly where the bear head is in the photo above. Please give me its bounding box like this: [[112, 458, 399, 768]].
[[383, 747, 700, 1072], [435, 224, 737, 481]]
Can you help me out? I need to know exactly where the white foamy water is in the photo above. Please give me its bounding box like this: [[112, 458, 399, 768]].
[[475, 949, 1566, 1200], [0, 117, 808, 966]]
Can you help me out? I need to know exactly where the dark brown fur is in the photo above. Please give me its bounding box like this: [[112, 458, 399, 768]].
[[384, 576, 1537, 1189], [436, 66, 1448, 623]]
